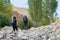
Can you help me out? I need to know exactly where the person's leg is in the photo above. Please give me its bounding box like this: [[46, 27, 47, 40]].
[[13, 25, 15, 33], [16, 27, 18, 34], [16, 26, 18, 31], [24, 22, 27, 30], [14, 25, 18, 34], [25, 22, 28, 30], [24, 21, 26, 29]]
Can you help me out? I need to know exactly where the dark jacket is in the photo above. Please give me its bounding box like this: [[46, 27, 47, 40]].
[[23, 16, 28, 23]]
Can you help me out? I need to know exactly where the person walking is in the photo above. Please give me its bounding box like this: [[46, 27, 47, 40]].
[[12, 16, 18, 34], [23, 15, 28, 29]]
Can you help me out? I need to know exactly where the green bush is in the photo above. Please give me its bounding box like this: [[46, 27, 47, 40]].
[[27, 19, 33, 29], [18, 20, 24, 29], [41, 18, 50, 25], [0, 13, 11, 28], [18, 19, 33, 29]]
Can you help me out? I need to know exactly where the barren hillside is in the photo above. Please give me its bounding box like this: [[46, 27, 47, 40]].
[[12, 6, 30, 20]]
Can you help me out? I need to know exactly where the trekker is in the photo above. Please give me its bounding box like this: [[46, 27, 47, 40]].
[[23, 15, 28, 29], [12, 16, 18, 33]]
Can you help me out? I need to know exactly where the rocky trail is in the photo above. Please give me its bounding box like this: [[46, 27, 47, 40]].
[[0, 21, 60, 40]]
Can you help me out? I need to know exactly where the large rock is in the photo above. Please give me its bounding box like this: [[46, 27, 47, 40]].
[[17, 31, 25, 38], [2, 26, 13, 34]]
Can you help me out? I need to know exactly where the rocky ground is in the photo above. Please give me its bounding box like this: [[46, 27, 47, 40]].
[[0, 21, 60, 40]]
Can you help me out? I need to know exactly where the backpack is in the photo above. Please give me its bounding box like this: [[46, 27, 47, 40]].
[[12, 18, 16, 25], [23, 16, 28, 22]]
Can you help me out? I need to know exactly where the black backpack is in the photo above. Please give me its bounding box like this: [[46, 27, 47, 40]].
[[23, 16, 28, 22], [13, 18, 16, 25]]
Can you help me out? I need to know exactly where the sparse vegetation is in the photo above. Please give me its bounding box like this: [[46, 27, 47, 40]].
[[18, 19, 33, 29]]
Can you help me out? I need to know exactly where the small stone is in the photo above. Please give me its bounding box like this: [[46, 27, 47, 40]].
[[0, 34, 3, 38], [21, 36, 28, 40]]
